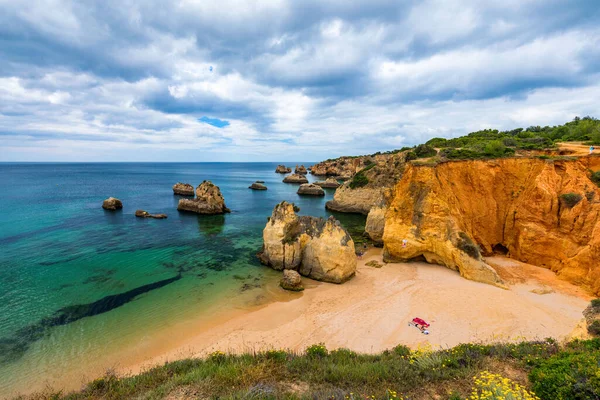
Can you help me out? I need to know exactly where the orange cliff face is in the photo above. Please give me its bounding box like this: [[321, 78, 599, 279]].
[[383, 157, 600, 294]]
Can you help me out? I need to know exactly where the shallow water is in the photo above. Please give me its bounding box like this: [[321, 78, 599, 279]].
[[0, 163, 365, 396]]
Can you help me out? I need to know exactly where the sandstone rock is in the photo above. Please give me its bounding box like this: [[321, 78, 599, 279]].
[[177, 181, 230, 215], [314, 177, 341, 188], [280, 269, 304, 291], [135, 210, 167, 219], [102, 197, 122, 211], [275, 165, 292, 173], [365, 206, 386, 245], [282, 174, 308, 184], [295, 164, 308, 174], [172, 182, 194, 196], [383, 158, 600, 293], [325, 184, 386, 215], [249, 182, 268, 190], [258, 201, 356, 283], [297, 183, 325, 196]]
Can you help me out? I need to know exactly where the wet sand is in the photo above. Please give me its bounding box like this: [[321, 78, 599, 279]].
[[126, 248, 591, 376]]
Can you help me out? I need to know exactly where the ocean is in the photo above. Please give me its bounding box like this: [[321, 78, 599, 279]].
[[0, 162, 366, 396]]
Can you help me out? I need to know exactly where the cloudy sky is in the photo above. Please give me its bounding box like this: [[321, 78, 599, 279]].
[[1, 0, 599, 162]]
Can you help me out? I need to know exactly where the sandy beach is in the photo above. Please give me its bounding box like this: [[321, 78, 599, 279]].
[[127, 248, 591, 376]]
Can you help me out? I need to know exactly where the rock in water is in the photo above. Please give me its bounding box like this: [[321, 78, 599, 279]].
[[102, 197, 122, 211], [177, 180, 230, 214], [172, 182, 194, 196], [314, 177, 341, 188], [280, 270, 304, 291], [258, 201, 356, 283], [282, 174, 308, 184], [295, 164, 308, 175], [135, 210, 167, 219], [297, 183, 325, 196], [275, 165, 292, 173], [249, 182, 268, 190]]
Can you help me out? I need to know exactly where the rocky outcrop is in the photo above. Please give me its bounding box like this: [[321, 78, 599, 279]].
[[172, 182, 194, 196], [365, 206, 387, 245], [135, 210, 167, 219], [102, 197, 122, 211], [177, 181, 230, 215], [283, 174, 308, 184], [295, 165, 308, 175], [275, 165, 292, 173], [297, 184, 325, 196], [280, 270, 304, 291], [258, 201, 356, 283], [314, 177, 341, 188], [249, 182, 267, 190], [383, 158, 600, 293]]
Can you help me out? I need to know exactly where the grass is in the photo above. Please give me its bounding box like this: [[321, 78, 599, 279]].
[[19, 338, 600, 400], [559, 193, 583, 208]]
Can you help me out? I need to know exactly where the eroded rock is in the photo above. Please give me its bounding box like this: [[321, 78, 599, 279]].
[[280, 270, 304, 291], [177, 180, 230, 215], [102, 197, 122, 211], [275, 165, 292, 173], [314, 177, 341, 188], [283, 174, 308, 184], [135, 210, 167, 219], [172, 182, 194, 196], [297, 183, 325, 196], [295, 165, 308, 175], [249, 182, 268, 190]]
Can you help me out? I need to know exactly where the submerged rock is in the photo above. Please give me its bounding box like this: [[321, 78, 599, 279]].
[[295, 164, 308, 175], [102, 197, 122, 211], [275, 165, 292, 173], [258, 201, 356, 283], [135, 210, 167, 219], [172, 182, 194, 196], [297, 183, 325, 196], [280, 270, 304, 291], [314, 177, 341, 188], [177, 180, 230, 215], [249, 182, 268, 190], [282, 174, 308, 184]]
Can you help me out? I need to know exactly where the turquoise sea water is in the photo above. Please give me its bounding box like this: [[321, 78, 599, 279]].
[[0, 163, 366, 396]]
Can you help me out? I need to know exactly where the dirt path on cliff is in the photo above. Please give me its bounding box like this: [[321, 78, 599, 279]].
[[122, 249, 590, 377]]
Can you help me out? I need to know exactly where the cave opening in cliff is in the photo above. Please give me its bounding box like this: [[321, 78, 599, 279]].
[[492, 243, 509, 255], [407, 254, 427, 263]]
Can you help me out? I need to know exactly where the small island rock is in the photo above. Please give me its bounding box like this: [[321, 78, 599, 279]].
[[280, 270, 304, 291], [177, 181, 231, 215], [295, 165, 308, 175], [102, 197, 123, 211], [283, 174, 309, 184], [314, 177, 341, 188], [249, 182, 268, 190], [275, 165, 292, 173], [297, 183, 325, 196], [172, 182, 194, 196], [135, 210, 167, 219]]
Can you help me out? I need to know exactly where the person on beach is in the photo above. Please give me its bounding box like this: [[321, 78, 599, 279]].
[[402, 239, 408, 247], [590, 145, 595, 155]]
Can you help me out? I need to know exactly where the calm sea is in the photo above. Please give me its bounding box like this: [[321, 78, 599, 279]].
[[0, 162, 366, 396]]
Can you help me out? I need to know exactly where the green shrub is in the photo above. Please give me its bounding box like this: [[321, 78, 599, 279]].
[[425, 137, 448, 147], [414, 144, 437, 158], [591, 298, 600, 309], [483, 140, 507, 157], [392, 344, 411, 357], [588, 320, 600, 336], [559, 193, 583, 208], [264, 349, 288, 362], [306, 343, 328, 358], [348, 164, 375, 189], [591, 171, 600, 187], [529, 352, 600, 400], [405, 151, 418, 161]]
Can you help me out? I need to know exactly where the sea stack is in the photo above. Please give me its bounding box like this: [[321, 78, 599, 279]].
[[249, 182, 268, 190], [282, 174, 308, 184], [314, 177, 341, 188], [102, 197, 122, 211], [275, 165, 292, 173], [177, 181, 230, 214], [258, 201, 356, 283], [135, 210, 167, 219], [295, 165, 308, 175], [172, 182, 194, 196], [297, 183, 325, 196]]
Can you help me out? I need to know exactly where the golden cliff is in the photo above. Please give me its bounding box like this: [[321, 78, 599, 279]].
[[382, 157, 600, 294]]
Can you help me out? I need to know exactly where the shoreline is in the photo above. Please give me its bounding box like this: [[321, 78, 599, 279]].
[[123, 248, 591, 378]]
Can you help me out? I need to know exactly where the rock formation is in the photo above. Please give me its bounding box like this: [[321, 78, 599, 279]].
[[258, 201, 356, 283], [297, 183, 325, 196], [365, 206, 387, 245], [383, 158, 600, 293], [280, 270, 304, 291], [177, 181, 230, 215], [295, 165, 308, 174], [102, 197, 122, 211], [249, 182, 268, 190], [314, 177, 341, 188], [172, 182, 194, 196], [275, 165, 292, 173], [135, 210, 167, 219], [282, 174, 308, 184]]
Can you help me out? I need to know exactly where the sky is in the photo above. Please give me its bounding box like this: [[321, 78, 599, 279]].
[[0, 0, 599, 162]]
